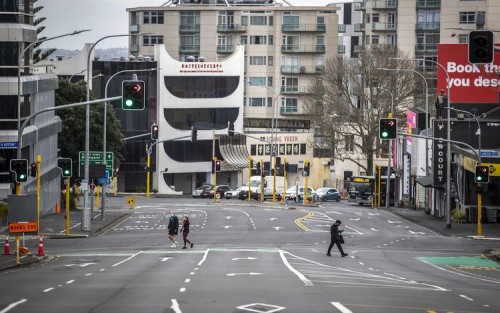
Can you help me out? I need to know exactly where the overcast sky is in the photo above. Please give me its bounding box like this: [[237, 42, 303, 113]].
[[38, 0, 338, 49]]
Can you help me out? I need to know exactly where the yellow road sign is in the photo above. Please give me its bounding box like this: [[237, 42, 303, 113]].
[[127, 196, 136, 208]]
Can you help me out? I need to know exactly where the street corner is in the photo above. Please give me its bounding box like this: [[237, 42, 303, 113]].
[[486, 249, 500, 263]]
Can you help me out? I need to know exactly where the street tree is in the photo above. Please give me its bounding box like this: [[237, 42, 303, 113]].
[[303, 46, 418, 175], [55, 79, 124, 173]]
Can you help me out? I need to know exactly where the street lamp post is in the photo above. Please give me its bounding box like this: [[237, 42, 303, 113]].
[[83, 33, 150, 231], [378, 67, 430, 212], [377, 87, 394, 209], [101, 68, 157, 219], [391, 57, 452, 228]]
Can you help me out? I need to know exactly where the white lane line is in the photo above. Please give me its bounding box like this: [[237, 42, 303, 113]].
[[279, 250, 313, 286], [171, 299, 182, 313], [331, 302, 352, 313], [190, 272, 195, 275], [99, 269, 106, 271], [85, 273, 93, 276], [460, 295, 474, 301], [43, 288, 54, 293], [370, 228, 379, 232], [180, 288, 186, 292], [112, 251, 143, 267], [66, 280, 75, 284], [197, 249, 210, 266], [184, 279, 190, 283], [358, 262, 364, 266], [345, 225, 363, 235], [0, 299, 27, 313]]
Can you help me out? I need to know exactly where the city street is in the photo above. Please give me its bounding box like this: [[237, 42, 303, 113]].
[[1, 197, 499, 313]]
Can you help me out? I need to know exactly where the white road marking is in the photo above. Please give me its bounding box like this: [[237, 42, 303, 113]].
[[274, 227, 283, 230], [43, 288, 54, 293], [326, 211, 343, 214], [460, 295, 474, 301], [232, 257, 258, 261], [331, 302, 352, 313], [66, 280, 75, 284], [345, 225, 363, 235], [227, 272, 263, 276], [279, 250, 313, 286], [197, 249, 210, 266], [0, 299, 27, 313], [226, 216, 232, 219], [224, 226, 232, 229], [367, 212, 380, 216], [387, 219, 402, 224], [185, 279, 190, 283], [171, 299, 182, 313], [161, 257, 171, 262], [85, 273, 93, 276], [180, 288, 186, 292], [236, 303, 286, 313], [358, 262, 364, 265], [65, 263, 96, 268], [349, 218, 360, 221], [190, 272, 195, 275], [270, 218, 278, 221], [409, 230, 426, 235], [370, 228, 379, 231], [112, 251, 143, 267]]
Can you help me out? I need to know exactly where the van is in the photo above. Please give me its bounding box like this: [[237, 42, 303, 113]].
[[249, 176, 285, 200]]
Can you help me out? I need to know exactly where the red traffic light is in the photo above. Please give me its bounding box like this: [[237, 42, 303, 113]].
[[151, 124, 159, 140]]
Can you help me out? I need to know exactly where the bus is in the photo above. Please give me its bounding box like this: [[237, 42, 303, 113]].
[[346, 175, 395, 206]]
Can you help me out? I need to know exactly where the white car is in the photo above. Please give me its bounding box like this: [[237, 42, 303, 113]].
[[281, 186, 316, 202], [225, 187, 242, 199]]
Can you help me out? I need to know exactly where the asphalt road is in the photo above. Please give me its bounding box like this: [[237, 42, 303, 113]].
[[1, 197, 499, 313]]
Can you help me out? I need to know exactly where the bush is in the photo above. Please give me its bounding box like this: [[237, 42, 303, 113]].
[[0, 203, 7, 218], [452, 209, 466, 223]]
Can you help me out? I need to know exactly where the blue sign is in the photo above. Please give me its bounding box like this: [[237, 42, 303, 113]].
[[481, 151, 499, 157], [0, 142, 18, 149], [98, 178, 108, 185]]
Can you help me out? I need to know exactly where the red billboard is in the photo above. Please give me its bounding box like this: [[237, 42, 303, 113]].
[[437, 44, 500, 104]]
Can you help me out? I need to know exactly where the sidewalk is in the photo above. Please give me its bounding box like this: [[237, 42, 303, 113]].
[[1, 207, 130, 271], [384, 205, 500, 262]]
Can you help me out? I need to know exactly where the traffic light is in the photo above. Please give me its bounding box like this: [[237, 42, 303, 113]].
[[228, 121, 235, 137], [151, 123, 159, 140], [475, 165, 489, 183], [256, 162, 261, 175], [284, 161, 289, 172], [57, 158, 73, 177], [275, 157, 281, 169], [30, 162, 37, 178], [215, 160, 221, 172], [468, 31, 494, 64], [10, 159, 28, 183], [379, 118, 398, 140], [122, 80, 145, 110], [304, 160, 310, 177], [191, 126, 198, 142]]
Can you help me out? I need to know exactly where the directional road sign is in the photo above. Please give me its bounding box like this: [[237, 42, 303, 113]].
[[79, 151, 114, 178]]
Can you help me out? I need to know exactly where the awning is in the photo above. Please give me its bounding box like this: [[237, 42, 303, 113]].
[[415, 176, 432, 187], [219, 134, 250, 169]]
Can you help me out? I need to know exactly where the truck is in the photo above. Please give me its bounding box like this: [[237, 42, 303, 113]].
[[238, 176, 285, 200]]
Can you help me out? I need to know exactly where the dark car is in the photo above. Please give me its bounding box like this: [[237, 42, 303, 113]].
[[201, 185, 231, 199], [316, 187, 340, 202], [192, 184, 213, 198]]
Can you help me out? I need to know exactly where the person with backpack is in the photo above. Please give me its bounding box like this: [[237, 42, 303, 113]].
[[179, 215, 194, 249], [167, 211, 179, 248]]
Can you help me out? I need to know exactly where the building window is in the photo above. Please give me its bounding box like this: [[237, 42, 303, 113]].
[[164, 76, 239, 99], [283, 11, 299, 26], [268, 56, 273, 66], [248, 77, 266, 86], [371, 35, 379, 44], [143, 35, 164, 46], [268, 35, 273, 45], [241, 15, 248, 26], [267, 97, 273, 107], [458, 34, 468, 43], [250, 35, 267, 44], [267, 77, 273, 86], [281, 98, 298, 113], [0, 42, 19, 76], [345, 135, 354, 152], [249, 98, 266, 107], [372, 13, 380, 23], [180, 11, 200, 26], [386, 34, 397, 45], [250, 16, 267, 25], [249, 56, 266, 65], [241, 36, 248, 44], [143, 11, 164, 24], [459, 11, 484, 24]]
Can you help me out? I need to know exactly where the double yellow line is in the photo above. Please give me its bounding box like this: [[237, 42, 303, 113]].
[[294, 210, 313, 232]]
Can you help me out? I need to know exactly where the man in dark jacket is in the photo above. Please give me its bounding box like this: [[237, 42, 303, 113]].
[[167, 211, 179, 248], [327, 220, 348, 257]]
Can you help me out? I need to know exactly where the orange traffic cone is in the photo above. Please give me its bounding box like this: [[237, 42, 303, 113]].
[[55, 201, 60, 214], [3, 235, 11, 255], [37, 236, 44, 256]]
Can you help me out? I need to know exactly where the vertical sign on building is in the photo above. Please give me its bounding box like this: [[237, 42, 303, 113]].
[[433, 120, 448, 187]]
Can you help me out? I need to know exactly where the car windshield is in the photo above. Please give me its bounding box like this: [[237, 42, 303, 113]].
[[316, 188, 330, 193]]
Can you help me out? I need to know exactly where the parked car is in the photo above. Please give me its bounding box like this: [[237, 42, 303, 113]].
[[201, 185, 231, 199], [225, 187, 242, 199], [192, 184, 213, 198], [315, 187, 340, 202], [280, 186, 316, 202]]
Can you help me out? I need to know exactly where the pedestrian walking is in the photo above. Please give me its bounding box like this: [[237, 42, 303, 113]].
[[167, 211, 179, 248], [179, 215, 194, 249], [327, 220, 348, 257]]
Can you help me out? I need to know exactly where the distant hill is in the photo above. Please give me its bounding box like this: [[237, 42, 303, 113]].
[[45, 47, 130, 61]]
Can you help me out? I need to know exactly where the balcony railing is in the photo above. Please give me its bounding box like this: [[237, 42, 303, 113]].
[[416, 22, 440, 31], [416, 0, 441, 9], [280, 86, 312, 94], [280, 107, 301, 115], [217, 45, 235, 53], [338, 45, 346, 54], [354, 23, 365, 32], [179, 24, 200, 33], [338, 24, 346, 33], [179, 45, 200, 53], [415, 43, 438, 53], [217, 24, 247, 32], [281, 44, 325, 54], [372, 0, 398, 9], [281, 24, 326, 32], [354, 2, 366, 11], [372, 22, 397, 31]]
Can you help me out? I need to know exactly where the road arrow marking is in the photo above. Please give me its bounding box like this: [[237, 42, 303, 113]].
[[370, 228, 379, 232], [227, 272, 263, 277], [387, 220, 402, 224], [161, 257, 171, 262], [232, 257, 258, 261]]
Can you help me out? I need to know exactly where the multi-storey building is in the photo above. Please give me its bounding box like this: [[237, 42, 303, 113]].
[[127, 0, 340, 194], [0, 1, 61, 214]]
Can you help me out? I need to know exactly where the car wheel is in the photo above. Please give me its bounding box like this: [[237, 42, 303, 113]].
[[321, 196, 326, 202], [336, 197, 340, 202]]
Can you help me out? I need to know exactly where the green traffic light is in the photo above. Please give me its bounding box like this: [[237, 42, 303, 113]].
[[381, 131, 388, 138], [125, 99, 134, 107], [64, 170, 70, 175], [19, 174, 26, 179]]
